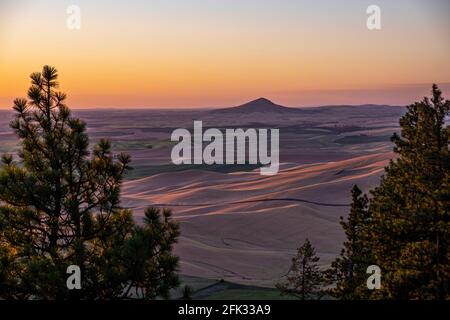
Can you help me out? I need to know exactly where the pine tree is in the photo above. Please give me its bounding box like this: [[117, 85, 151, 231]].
[[181, 285, 193, 300], [327, 185, 372, 299], [277, 239, 323, 300], [367, 84, 450, 299], [0, 66, 180, 299]]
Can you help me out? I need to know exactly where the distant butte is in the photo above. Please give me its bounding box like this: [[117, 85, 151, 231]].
[[213, 97, 300, 114]]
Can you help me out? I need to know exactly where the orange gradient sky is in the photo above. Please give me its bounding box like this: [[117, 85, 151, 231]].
[[1, 0, 449, 108]]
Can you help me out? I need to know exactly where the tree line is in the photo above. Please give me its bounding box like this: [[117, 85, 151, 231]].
[[277, 84, 450, 300]]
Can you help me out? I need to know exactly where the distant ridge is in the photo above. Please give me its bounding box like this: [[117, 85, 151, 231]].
[[213, 98, 300, 114]]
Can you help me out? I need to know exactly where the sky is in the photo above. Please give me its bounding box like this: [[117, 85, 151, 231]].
[[1, 0, 449, 108]]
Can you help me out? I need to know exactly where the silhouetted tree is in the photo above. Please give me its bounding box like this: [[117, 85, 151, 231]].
[[181, 285, 193, 300], [367, 84, 450, 299], [277, 239, 323, 300], [0, 66, 180, 299], [326, 185, 372, 299]]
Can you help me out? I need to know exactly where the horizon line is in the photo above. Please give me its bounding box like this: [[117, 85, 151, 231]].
[[2, 82, 448, 110], [0, 102, 406, 111]]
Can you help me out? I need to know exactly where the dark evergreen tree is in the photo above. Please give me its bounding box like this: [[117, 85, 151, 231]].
[[276, 238, 323, 300], [326, 185, 372, 299], [181, 285, 193, 300], [0, 66, 180, 299], [367, 84, 450, 299]]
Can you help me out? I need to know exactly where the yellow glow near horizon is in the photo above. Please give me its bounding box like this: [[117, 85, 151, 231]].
[[1, 0, 449, 108]]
